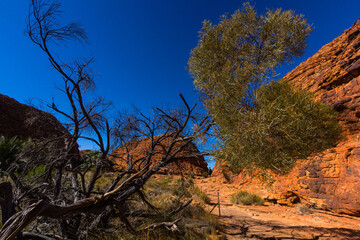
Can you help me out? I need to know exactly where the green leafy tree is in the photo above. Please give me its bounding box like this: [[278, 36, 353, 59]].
[[220, 81, 341, 173], [188, 3, 340, 174]]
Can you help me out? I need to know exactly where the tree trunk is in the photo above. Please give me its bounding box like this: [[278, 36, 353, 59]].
[[0, 181, 15, 225]]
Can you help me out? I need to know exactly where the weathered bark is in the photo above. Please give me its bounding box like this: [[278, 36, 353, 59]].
[[2, 1, 214, 239], [0, 182, 15, 226], [144, 217, 182, 232], [18, 232, 53, 240], [0, 199, 46, 240], [168, 199, 193, 216], [0, 168, 143, 240]]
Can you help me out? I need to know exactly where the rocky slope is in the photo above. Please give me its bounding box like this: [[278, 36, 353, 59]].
[[111, 135, 208, 175], [195, 177, 360, 240], [214, 18, 360, 216], [0, 94, 78, 158], [0, 94, 69, 139]]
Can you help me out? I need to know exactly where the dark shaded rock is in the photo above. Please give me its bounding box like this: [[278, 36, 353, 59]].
[[346, 58, 360, 77], [352, 40, 360, 50], [0, 94, 69, 139], [0, 93, 79, 160], [333, 97, 352, 111]]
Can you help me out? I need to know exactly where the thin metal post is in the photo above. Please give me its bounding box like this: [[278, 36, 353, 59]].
[[218, 191, 221, 216]]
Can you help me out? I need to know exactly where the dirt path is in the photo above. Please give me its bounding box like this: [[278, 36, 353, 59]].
[[195, 177, 360, 240]]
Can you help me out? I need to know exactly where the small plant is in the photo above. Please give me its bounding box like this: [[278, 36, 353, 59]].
[[192, 185, 211, 204], [0, 135, 29, 176], [297, 204, 314, 215], [201, 172, 209, 178], [230, 191, 264, 206]]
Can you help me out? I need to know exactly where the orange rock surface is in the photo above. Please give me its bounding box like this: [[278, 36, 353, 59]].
[[195, 177, 360, 240], [111, 135, 208, 176], [214, 18, 360, 216]]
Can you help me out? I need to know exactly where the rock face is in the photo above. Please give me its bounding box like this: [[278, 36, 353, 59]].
[[0, 93, 72, 140], [111, 135, 208, 176], [214, 18, 360, 216]]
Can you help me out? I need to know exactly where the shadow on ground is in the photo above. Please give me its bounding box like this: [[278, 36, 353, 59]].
[[219, 214, 360, 239]]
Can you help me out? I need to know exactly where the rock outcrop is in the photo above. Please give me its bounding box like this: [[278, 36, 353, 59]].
[[214, 18, 360, 216], [0, 94, 70, 139], [111, 135, 208, 176]]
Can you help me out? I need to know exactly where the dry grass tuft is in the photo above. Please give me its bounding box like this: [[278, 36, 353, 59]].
[[90, 175, 219, 240], [297, 204, 314, 215], [230, 191, 264, 206]]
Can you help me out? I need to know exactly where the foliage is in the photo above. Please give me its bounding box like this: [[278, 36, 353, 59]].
[[146, 175, 211, 205], [221, 81, 341, 173], [188, 3, 340, 174], [192, 185, 211, 204], [297, 204, 314, 215], [230, 191, 264, 206], [79, 150, 114, 172], [188, 2, 312, 110], [0, 136, 23, 162], [0, 136, 30, 177], [201, 172, 208, 178]]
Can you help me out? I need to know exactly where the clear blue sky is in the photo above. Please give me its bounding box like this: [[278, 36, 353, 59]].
[[1, 0, 359, 167]]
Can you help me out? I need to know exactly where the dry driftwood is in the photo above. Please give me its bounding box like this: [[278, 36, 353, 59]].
[[144, 217, 182, 232], [0, 1, 213, 238], [0, 168, 145, 240]]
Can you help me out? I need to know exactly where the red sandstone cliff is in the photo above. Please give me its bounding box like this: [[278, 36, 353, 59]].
[[214, 18, 360, 216], [111, 135, 208, 176], [0, 94, 79, 158], [0, 94, 69, 139]]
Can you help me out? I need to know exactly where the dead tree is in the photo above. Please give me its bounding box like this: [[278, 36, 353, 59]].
[[0, 96, 211, 240], [0, 1, 212, 239]]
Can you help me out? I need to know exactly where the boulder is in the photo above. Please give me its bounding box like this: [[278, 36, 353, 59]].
[[111, 135, 208, 176]]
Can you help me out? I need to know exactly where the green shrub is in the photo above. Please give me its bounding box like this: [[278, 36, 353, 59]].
[[80, 150, 114, 172], [220, 81, 341, 174], [201, 172, 208, 178], [230, 191, 264, 206], [297, 204, 314, 214]]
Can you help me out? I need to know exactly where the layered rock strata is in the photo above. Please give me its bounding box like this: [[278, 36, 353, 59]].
[[111, 135, 208, 176]]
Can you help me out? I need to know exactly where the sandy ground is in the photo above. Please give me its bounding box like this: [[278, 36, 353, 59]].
[[194, 177, 360, 240]]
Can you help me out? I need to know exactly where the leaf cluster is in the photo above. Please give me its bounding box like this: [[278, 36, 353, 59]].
[[0, 136, 31, 177], [219, 81, 341, 174], [188, 3, 340, 174], [188, 2, 313, 113]]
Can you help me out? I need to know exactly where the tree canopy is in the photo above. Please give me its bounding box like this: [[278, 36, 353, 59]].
[[188, 3, 341, 174], [218, 81, 341, 173]]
